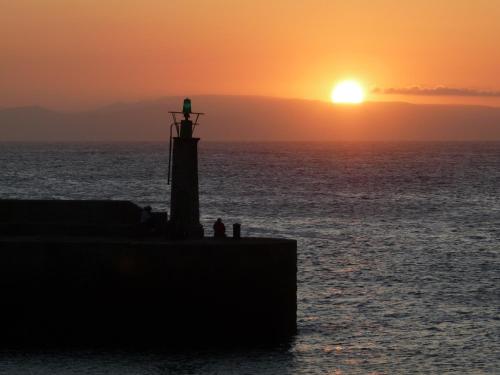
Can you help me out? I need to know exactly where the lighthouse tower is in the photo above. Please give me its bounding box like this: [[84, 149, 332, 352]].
[[168, 98, 204, 239]]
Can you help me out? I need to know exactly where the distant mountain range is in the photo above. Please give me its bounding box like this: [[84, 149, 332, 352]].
[[1, 96, 500, 141]]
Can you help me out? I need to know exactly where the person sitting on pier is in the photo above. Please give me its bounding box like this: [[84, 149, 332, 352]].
[[213, 218, 226, 238]]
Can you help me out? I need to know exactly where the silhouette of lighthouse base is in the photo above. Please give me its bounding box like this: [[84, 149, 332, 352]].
[[168, 134, 204, 239]]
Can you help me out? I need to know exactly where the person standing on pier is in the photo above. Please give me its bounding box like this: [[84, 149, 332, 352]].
[[213, 218, 226, 238]]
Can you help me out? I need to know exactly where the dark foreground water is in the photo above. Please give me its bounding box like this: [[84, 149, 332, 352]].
[[0, 142, 499, 374]]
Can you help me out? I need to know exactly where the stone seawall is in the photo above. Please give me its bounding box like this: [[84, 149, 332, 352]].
[[0, 237, 297, 347]]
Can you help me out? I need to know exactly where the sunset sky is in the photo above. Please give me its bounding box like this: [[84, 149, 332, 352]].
[[1, 0, 500, 110]]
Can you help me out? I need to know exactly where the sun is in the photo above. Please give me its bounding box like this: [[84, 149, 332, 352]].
[[331, 80, 365, 104]]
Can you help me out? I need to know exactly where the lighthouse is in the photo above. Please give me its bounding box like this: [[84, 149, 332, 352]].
[[167, 98, 204, 239]]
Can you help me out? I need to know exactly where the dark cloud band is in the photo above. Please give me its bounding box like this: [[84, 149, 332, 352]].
[[372, 86, 500, 97]]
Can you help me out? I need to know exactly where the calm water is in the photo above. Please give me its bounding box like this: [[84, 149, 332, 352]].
[[0, 142, 499, 374]]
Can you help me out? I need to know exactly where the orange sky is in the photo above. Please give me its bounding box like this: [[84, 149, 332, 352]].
[[1, 0, 500, 110]]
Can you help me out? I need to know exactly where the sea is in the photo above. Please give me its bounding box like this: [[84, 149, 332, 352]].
[[0, 142, 499, 374]]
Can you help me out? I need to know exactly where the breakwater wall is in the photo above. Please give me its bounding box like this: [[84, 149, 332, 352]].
[[0, 236, 297, 346]]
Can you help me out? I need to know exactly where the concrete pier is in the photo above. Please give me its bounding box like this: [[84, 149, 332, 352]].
[[0, 200, 297, 346]]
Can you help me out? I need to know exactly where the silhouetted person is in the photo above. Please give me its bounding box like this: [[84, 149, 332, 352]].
[[213, 218, 226, 238]]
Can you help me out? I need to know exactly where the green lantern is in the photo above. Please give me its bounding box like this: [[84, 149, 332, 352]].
[[183, 98, 192, 115]]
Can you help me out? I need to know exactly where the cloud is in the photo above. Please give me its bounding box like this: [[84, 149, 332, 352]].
[[372, 86, 500, 97]]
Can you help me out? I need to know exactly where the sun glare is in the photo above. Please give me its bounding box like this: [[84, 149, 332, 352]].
[[331, 80, 365, 104]]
